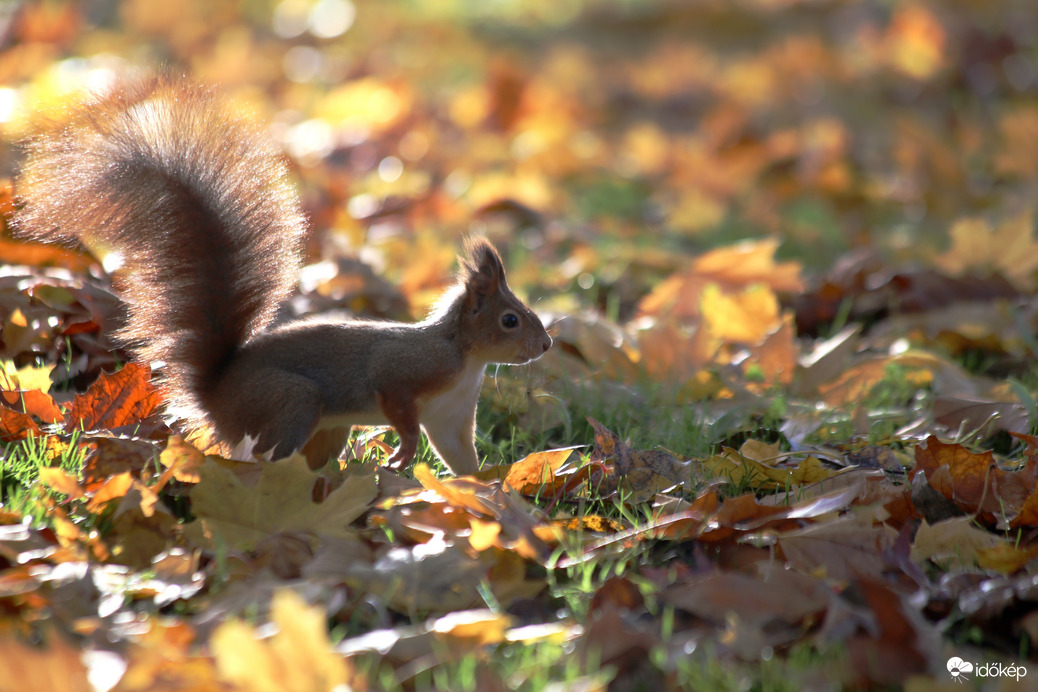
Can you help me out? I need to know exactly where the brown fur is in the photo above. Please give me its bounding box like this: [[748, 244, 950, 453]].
[[14, 77, 551, 474]]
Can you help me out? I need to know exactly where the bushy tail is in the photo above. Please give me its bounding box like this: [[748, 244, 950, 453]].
[[15, 77, 306, 420]]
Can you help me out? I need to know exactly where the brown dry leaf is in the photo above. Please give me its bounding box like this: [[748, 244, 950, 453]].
[[635, 321, 720, 384], [846, 579, 933, 686], [816, 354, 932, 408], [0, 371, 62, 440], [105, 482, 178, 568], [542, 314, 638, 383], [211, 589, 351, 692], [0, 234, 97, 274], [575, 600, 660, 679], [662, 567, 830, 627], [413, 463, 502, 517], [337, 609, 513, 668], [779, 517, 899, 581], [587, 417, 689, 501], [914, 436, 1038, 527], [0, 405, 40, 441], [183, 456, 376, 551], [996, 106, 1038, 179], [65, 363, 161, 432], [933, 396, 1030, 439], [660, 565, 830, 659], [744, 313, 797, 387], [489, 447, 581, 495], [696, 493, 800, 543], [78, 438, 157, 491], [703, 481, 867, 544], [589, 576, 645, 614], [374, 500, 474, 544]]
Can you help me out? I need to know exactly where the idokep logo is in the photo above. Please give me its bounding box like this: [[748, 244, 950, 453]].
[[947, 656, 1027, 683]]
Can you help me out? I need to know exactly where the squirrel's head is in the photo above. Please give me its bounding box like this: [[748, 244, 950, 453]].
[[456, 236, 552, 364]]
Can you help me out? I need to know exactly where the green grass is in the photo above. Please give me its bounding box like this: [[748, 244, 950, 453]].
[[1, 430, 87, 520]]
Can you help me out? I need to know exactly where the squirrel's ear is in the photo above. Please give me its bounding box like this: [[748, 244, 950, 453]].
[[460, 236, 504, 297]]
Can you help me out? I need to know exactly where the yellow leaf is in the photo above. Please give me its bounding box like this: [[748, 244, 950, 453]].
[[884, 5, 945, 80], [0, 361, 54, 392], [37, 466, 84, 499], [212, 590, 350, 692], [976, 543, 1038, 575], [702, 446, 837, 490], [468, 518, 501, 551], [937, 210, 1038, 289], [700, 283, 781, 345]]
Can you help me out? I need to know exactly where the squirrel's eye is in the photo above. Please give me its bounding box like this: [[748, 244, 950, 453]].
[[501, 313, 519, 329]]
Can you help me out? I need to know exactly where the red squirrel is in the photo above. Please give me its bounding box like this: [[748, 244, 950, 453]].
[[14, 77, 552, 475]]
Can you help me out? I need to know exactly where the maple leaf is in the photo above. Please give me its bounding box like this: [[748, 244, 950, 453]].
[[936, 211, 1038, 290], [65, 363, 161, 432], [182, 456, 377, 551]]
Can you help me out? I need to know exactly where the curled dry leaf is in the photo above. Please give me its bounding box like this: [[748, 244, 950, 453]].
[[915, 435, 1038, 528]]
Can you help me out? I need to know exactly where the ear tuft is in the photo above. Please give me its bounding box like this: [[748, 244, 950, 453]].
[[459, 236, 504, 296]]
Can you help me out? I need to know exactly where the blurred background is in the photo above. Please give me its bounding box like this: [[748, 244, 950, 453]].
[[3, 0, 1038, 446], [4, 0, 1037, 288]]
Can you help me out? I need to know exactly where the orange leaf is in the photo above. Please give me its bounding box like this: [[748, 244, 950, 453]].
[[65, 362, 161, 432], [0, 406, 40, 442], [158, 435, 207, 487], [500, 448, 579, 494], [0, 390, 64, 424], [85, 471, 135, 512], [413, 464, 499, 517]]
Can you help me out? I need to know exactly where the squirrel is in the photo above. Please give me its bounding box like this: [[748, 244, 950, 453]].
[[13, 77, 553, 475]]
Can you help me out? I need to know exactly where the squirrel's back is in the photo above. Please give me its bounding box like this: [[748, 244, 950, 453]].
[[15, 77, 307, 424]]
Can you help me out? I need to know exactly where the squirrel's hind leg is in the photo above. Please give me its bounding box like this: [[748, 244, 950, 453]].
[[213, 369, 322, 459]]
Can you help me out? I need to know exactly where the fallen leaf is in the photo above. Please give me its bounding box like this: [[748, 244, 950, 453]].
[[65, 363, 161, 432], [909, 517, 1004, 569], [183, 456, 376, 550], [779, 517, 899, 582], [212, 589, 352, 692]]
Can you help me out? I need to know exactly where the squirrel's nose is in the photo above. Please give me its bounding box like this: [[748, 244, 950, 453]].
[[542, 335, 552, 352]]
